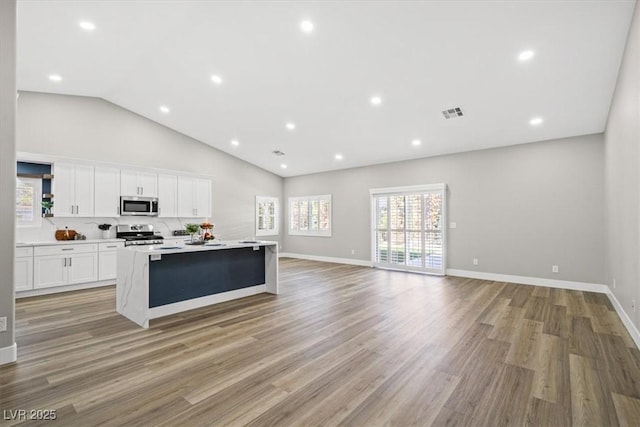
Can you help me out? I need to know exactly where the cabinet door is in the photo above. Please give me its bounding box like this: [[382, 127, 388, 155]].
[[53, 163, 76, 217], [177, 176, 195, 217], [120, 169, 140, 196], [67, 252, 98, 285], [34, 255, 67, 289], [74, 164, 94, 217], [98, 251, 117, 281], [15, 257, 34, 292], [138, 172, 158, 197], [95, 167, 121, 217], [158, 174, 178, 217], [194, 178, 212, 218]]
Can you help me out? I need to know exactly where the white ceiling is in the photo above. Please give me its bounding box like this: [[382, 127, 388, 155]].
[[17, 0, 636, 177]]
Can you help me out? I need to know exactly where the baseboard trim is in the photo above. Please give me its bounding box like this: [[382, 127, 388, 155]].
[[446, 269, 608, 294], [16, 280, 115, 299], [0, 343, 17, 365], [279, 252, 373, 268], [605, 290, 640, 349]]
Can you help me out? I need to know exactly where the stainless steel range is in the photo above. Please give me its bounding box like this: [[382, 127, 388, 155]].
[[116, 224, 164, 246]]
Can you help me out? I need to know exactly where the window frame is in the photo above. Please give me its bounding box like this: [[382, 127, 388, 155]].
[[255, 196, 279, 237], [16, 177, 42, 228], [288, 194, 332, 237], [370, 183, 447, 275]]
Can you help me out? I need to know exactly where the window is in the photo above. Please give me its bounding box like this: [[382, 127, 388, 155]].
[[371, 184, 446, 275], [288, 194, 331, 236], [16, 177, 42, 228], [255, 196, 279, 236]]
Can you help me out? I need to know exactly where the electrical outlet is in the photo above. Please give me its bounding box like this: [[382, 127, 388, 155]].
[[552, 265, 559, 273], [473, 258, 479, 265], [351, 249, 355, 255], [0, 316, 6, 332], [450, 222, 457, 229]]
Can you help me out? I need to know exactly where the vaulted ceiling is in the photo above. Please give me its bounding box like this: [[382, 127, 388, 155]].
[[17, 0, 636, 176]]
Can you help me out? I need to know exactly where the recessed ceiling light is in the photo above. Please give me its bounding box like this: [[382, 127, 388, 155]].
[[159, 105, 170, 114], [370, 96, 382, 106], [411, 139, 422, 146], [231, 139, 239, 146], [518, 50, 535, 61], [300, 20, 314, 33], [79, 21, 96, 31], [529, 117, 543, 126], [286, 122, 296, 130], [335, 153, 343, 160], [210, 74, 223, 85], [48, 74, 62, 82], [281, 164, 288, 169]]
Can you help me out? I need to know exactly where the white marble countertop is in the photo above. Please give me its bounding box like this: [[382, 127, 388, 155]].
[[16, 238, 125, 247], [121, 240, 277, 255]]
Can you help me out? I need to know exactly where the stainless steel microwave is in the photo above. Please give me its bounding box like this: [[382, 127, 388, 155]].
[[120, 196, 159, 216]]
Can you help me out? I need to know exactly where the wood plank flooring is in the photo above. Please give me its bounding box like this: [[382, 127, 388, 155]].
[[2, 258, 640, 426]]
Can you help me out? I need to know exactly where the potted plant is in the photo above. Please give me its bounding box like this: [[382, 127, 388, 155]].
[[185, 223, 200, 244], [98, 223, 112, 239], [41, 200, 53, 216]]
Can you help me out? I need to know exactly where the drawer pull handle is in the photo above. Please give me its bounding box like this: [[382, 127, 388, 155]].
[[106, 245, 117, 248], [62, 248, 74, 251]]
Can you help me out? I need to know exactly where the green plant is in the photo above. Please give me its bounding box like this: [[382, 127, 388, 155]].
[[41, 200, 54, 209], [185, 223, 200, 234]]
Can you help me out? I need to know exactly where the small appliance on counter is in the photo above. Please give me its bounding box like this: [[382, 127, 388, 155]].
[[116, 224, 164, 246]]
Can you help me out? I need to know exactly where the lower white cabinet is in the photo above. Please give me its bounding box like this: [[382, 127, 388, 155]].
[[34, 244, 98, 289], [98, 242, 124, 281], [15, 247, 34, 292]]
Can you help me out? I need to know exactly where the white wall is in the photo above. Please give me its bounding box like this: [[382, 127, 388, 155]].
[[16, 91, 283, 243], [0, 0, 17, 364], [605, 1, 640, 327], [284, 134, 605, 285]]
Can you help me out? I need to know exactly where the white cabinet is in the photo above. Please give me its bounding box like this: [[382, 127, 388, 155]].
[[158, 174, 178, 218], [53, 163, 95, 217], [177, 176, 211, 218], [94, 167, 121, 217], [33, 244, 98, 289], [98, 242, 124, 281], [121, 169, 158, 197], [15, 247, 33, 292]]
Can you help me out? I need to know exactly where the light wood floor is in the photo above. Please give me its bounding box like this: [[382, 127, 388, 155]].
[[2, 258, 640, 426]]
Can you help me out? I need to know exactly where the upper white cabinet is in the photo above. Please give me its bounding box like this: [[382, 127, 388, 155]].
[[158, 174, 178, 218], [121, 169, 158, 197], [177, 176, 211, 218], [53, 162, 94, 217], [94, 166, 121, 217]]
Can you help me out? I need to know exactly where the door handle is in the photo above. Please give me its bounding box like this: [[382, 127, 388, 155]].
[[76, 205, 79, 215], [71, 205, 74, 214], [63, 258, 67, 267], [69, 257, 72, 267]]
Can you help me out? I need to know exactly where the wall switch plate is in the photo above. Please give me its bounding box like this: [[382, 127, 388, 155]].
[[0, 317, 6, 332], [552, 265, 559, 273], [450, 222, 457, 229], [473, 258, 478, 265], [351, 249, 355, 255], [633, 300, 637, 313], [613, 279, 616, 289]]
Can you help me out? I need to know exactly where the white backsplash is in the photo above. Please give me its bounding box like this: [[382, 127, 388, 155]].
[[16, 217, 208, 243]]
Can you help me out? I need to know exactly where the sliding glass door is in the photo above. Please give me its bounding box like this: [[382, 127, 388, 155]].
[[371, 184, 446, 275]]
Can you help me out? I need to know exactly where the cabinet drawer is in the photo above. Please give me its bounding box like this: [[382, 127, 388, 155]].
[[34, 243, 98, 256], [99, 242, 125, 252], [15, 247, 33, 258]]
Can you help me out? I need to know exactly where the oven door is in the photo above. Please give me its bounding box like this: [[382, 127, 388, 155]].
[[120, 197, 158, 216]]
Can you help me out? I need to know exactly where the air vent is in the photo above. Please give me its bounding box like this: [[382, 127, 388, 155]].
[[272, 150, 286, 156], [442, 107, 464, 119]]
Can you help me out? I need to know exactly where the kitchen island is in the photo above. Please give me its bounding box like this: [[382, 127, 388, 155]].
[[116, 240, 278, 328]]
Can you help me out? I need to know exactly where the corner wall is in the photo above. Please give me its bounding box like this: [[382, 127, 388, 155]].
[[605, 1, 640, 328], [0, 0, 17, 364], [284, 134, 605, 285]]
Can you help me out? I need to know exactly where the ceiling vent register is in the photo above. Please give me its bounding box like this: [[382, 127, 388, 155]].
[[272, 150, 286, 156], [442, 107, 464, 119]]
